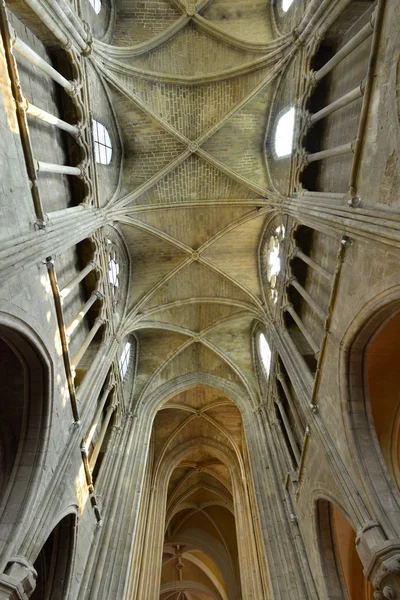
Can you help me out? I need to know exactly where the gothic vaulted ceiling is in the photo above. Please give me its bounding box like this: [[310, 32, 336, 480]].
[[93, 0, 293, 410], [92, 2, 291, 596]]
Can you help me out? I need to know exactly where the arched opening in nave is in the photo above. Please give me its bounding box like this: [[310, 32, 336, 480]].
[[137, 385, 268, 600], [0, 323, 49, 554], [0, 334, 25, 505], [365, 309, 400, 490], [317, 499, 373, 599], [30, 513, 76, 599]]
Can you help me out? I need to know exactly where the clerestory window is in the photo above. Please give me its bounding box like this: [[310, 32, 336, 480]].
[[119, 342, 131, 381], [89, 0, 102, 14], [93, 119, 112, 165], [282, 0, 294, 12], [274, 107, 295, 158], [265, 224, 285, 304], [259, 333, 272, 377], [106, 239, 119, 303]]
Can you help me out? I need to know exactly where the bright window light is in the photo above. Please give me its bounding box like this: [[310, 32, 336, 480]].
[[259, 333, 272, 377], [282, 0, 294, 12], [275, 107, 295, 158], [108, 257, 119, 289], [266, 224, 285, 304], [93, 119, 112, 165], [119, 342, 131, 381], [89, 0, 102, 14]]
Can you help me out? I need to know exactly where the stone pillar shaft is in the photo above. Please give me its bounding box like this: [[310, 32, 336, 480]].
[[315, 14, 375, 82], [60, 261, 97, 300], [290, 277, 326, 320], [89, 405, 115, 470], [71, 318, 104, 370], [26, 101, 79, 136], [293, 247, 331, 280], [12, 34, 74, 92], [285, 304, 320, 356], [276, 399, 301, 464]]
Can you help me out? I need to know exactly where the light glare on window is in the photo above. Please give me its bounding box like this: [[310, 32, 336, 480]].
[[119, 342, 131, 381], [282, 0, 294, 12], [89, 0, 102, 14], [259, 333, 272, 376], [93, 119, 112, 165], [275, 107, 295, 158]]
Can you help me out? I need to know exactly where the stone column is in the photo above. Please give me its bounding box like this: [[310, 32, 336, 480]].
[[0, 557, 36, 600]]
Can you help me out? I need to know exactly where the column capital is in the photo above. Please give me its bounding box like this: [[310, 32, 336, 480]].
[[357, 523, 400, 597], [0, 557, 37, 599]]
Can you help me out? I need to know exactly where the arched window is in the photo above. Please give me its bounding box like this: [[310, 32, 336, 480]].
[[259, 333, 272, 377], [93, 119, 112, 165], [265, 224, 285, 303], [282, 0, 294, 12], [119, 342, 131, 381], [106, 239, 119, 301], [89, 0, 102, 14], [274, 107, 295, 158]]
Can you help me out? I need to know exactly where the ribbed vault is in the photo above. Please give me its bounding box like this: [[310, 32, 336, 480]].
[[93, 0, 292, 413], [96, 2, 286, 597], [152, 385, 257, 600]]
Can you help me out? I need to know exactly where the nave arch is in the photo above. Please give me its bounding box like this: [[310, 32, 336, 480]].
[[316, 498, 374, 600], [0, 315, 51, 568], [340, 288, 400, 539], [129, 382, 271, 600]]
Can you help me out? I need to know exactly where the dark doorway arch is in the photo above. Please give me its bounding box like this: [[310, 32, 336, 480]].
[[365, 310, 400, 490], [31, 513, 76, 599], [317, 499, 373, 599], [0, 320, 50, 560]]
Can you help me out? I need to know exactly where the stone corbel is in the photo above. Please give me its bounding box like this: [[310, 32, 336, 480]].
[[356, 523, 400, 598], [81, 21, 93, 56], [0, 557, 37, 599]]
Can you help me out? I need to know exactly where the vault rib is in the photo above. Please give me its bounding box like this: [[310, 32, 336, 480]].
[[115, 215, 193, 254], [122, 199, 272, 213], [197, 256, 263, 309], [138, 298, 262, 320], [93, 15, 190, 57], [125, 256, 193, 322], [197, 206, 270, 254], [94, 51, 288, 85], [110, 150, 191, 210], [167, 482, 233, 520], [136, 312, 253, 340], [199, 338, 257, 405], [136, 337, 196, 404]]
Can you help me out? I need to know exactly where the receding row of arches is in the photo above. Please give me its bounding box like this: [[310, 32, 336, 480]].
[[255, 298, 400, 597]]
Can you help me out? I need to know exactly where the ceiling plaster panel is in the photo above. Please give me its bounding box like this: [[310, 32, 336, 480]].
[[113, 0, 182, 45], [132, 206, 255, 249], [142, 303, 246, 334], [201, 215, 267, 297], [201, 85, 271, 188], [203, 317, 259, 392], [146, 342, 244, 391], [133, 155, 261, 206], [128, 23, 261, 77], [133, 329, 189, 403], [201, 0, 272, 42], [118, 69, 270, 139], [144, 261, 253, 310], [120, 224, 188, 307]]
